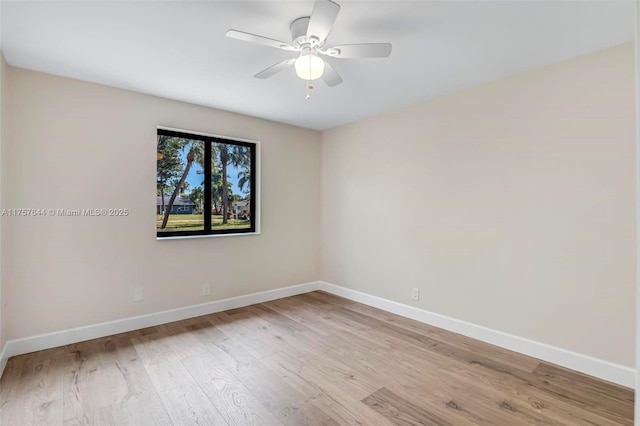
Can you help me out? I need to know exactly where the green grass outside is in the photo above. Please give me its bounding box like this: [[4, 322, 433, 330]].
[[157, 214, 250, 232]]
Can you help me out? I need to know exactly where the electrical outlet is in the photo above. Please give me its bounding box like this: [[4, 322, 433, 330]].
[[411, 288, 419, 301], [133, 287, 143, 302], [202, 283, 211, 296]]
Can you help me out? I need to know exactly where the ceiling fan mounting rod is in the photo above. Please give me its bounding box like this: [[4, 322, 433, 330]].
[[299, 45, 318, 55]]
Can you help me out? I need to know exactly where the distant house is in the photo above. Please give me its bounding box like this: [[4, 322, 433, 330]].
[[157, 196, 195, 215], [234, 200, 250, 219]]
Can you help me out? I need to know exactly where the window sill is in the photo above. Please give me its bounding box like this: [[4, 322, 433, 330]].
[[156, 231, 260, 241]]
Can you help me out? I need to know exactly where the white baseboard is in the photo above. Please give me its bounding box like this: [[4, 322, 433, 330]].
[[1, 279, 633, 390], [0, 342, 7, 377], [318, 281, 636, 389], [0, 281, 321, 377]]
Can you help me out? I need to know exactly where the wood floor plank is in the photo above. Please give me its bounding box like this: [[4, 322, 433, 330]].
[[0, 354, 28, 402], [95, 376, 172, 426], [202, 327, 337, 424], [310, 291, 544, 377], [363, 386, 452, 426], [330, 293, 541, 373], [265, 297, 371, 336], [1, 348, 66, 426], [262, 298, 336, 336], [63, 340, 109, 421], [185, 320, 256, 375], [295, 292, 343, 310], [181, 351, 282, 426], [264, 346, 381, 401], [3, 394, 63, 426], [96, 334, 144, 374], [260, 350, 399, 426], [63, 338, 172, 426], [325, 321, 609, 425], [207, 311, 284, 359], [224, 351, 336, 425], [244, 304, 311, 333], [0, 291, 634, 426], [131, 333, 198, 392], [534, 362, 633, 406], [288, 326, 520, 425], [531, 363, 633, 424], [188, 317, 338, 425], [370, 327, 628, 426], [157, 383, 228, 426], [270, 302, 623, 426], [155, 320, 209, 360], [222, 306, 300, 349], [300, 290, 356, 306]]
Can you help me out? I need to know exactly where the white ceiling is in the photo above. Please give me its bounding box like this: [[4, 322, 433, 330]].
[[2, 1, 635, 131]]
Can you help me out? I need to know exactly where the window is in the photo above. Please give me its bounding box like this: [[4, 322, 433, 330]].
[[156, 127, 257, 238]]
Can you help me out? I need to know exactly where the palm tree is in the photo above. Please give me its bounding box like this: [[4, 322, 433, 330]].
[[211, 171, 222, 213], [198, 148, 222, 214], [211, 174, 233, 215], [157, 136, 183, 216], [216, 144, 247, 224], [218, 145, 230, 223], [189, 187, 204, 213], [161, 139, 203, 229], [179, 180, 190, 195], [237, 164, 251, 195], [231, 145, 252, 219]]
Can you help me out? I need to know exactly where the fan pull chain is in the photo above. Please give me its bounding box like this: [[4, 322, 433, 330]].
[[306, 54, 312, 99]]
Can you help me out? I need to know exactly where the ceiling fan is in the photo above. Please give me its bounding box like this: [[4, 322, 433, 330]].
[[225, 0, 392, 94]]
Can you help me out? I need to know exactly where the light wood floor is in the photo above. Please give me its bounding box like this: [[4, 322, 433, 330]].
[[0, 291, 634, 425]]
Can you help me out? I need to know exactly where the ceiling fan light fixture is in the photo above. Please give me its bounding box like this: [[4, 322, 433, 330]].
[[294, 53, 325, 81], [226, 0, 392, 90]]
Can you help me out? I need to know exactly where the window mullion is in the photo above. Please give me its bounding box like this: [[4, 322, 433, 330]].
[[204, 140, 212, 232]]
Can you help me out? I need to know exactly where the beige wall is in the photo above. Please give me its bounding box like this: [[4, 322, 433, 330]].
[[321, 43, 636, 367], [4, 68, 321, 340], [0, 51, 6, 352]]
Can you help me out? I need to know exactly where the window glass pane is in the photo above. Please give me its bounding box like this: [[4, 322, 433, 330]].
[[156, 136, 205, 234], [211, 142, 252, 231]]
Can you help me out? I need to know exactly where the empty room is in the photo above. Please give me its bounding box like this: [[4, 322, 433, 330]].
[[0, 0, 637, 425]]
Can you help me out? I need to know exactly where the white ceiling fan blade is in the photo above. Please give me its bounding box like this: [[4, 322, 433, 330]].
[[226, 30, 297, 52], [321, 61, 343, 87], [323, 43, 392, 58], [254, 58, 296, 79], [306, 0, 341, 44]]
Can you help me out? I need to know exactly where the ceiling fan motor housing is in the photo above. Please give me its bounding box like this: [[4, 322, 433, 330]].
[[290, 17, 322, 48]]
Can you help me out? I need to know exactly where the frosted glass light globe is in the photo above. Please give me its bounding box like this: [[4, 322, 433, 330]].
[[295, 53, 325, 81]]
